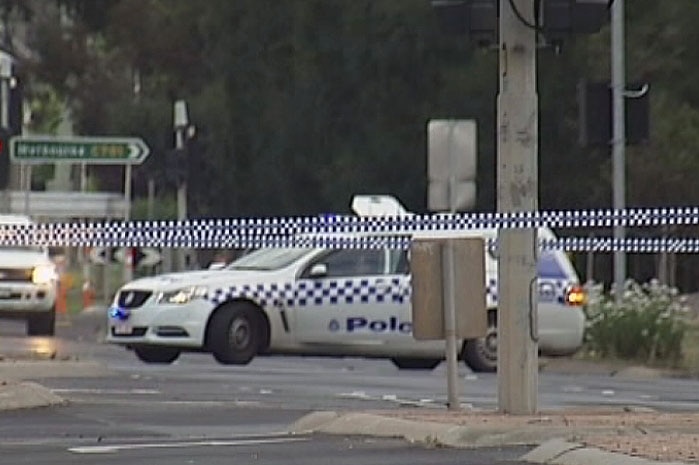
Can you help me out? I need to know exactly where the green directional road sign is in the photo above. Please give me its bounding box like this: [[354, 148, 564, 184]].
[[9, 135, 151, 165]]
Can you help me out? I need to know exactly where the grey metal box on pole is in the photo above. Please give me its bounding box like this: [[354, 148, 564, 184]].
[[410, 237, 487, 340], [427, 119, 477, 212]]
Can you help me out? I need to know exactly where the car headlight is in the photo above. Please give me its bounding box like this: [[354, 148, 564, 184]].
[[32, 264, 57, 284], [156, 286, 208, 305]]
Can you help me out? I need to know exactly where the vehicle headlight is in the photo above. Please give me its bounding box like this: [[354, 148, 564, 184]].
[[32, 264, 57, 284], [156, 286, 208, 305]]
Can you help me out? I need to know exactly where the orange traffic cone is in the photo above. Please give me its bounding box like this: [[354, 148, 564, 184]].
[[56, 278, 68, 315], [82, 280, 94, 310]]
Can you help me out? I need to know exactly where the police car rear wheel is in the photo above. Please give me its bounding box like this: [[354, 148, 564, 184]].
[[463, 324, 498, 373], [209, 303, 260, 365], [391, 358, 441, 370], [134, 346, 181, 364]]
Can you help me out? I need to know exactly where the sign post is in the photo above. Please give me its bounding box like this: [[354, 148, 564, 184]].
[[10, 135, 151, 285], [9, 136, 151, 165]]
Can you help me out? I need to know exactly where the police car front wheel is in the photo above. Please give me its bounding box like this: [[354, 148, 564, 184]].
[[208, 303, 261, 365], [134, 346, 181, 364]]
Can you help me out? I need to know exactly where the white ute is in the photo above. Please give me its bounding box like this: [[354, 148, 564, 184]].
[[0, 215, 58, 336], [107, 196, 586, 371]]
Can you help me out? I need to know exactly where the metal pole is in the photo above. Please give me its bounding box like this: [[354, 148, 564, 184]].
[[174, 100, 189, 272], [0, 55, 9, 213], [176, 127, 187, 270], [23, 165, 30, 215], [444, 126, 460, 410], [497, 0, 539, 414], [612, 0, 626, 303], [147, 178, 155, 219], [123, 164, 133, 283]]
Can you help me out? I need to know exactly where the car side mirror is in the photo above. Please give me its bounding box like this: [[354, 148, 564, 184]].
[[309, 263, 328, 278]]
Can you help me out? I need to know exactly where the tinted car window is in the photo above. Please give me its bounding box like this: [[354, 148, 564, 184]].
[[307, 249, 386, 278], [537, 252, 568, 279]]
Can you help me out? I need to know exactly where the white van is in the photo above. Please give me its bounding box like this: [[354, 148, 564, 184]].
[[0, 215, 58, 336], [106, 195, 586, 372]]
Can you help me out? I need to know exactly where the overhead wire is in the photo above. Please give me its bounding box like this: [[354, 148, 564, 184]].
[[507, 0, 544, 32]]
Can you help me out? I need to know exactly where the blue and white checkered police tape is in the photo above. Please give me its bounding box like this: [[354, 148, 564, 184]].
[[1, 206, 699, 250], [2, 223, 699, 253]]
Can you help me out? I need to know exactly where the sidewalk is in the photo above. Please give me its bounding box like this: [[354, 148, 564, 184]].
[[289, 409, 699, 464], [286, 357, 699, 465]]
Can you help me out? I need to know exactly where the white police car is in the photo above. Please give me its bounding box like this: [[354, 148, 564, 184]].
[[106, 198, 586, 372]]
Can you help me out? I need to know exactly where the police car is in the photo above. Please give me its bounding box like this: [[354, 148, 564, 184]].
[[106, 196, 586, 372]]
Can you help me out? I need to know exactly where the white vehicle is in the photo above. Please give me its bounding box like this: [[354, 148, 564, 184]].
[[0, 215, 58, 336], [107, 197, 586, 372]]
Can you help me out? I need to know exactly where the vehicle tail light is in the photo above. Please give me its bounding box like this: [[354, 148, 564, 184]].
[[565, 284, 586, 306]]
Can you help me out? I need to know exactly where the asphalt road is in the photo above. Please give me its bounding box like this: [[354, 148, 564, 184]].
[[0, 432, 532, 465], [2, 313, 699, 413], [1, 311, 699, 464]]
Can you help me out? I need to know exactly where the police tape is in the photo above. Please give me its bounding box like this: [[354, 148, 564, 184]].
[[3, 226, 699, 253], [2, 205, 699, 241], [0, 206, 699, 249]]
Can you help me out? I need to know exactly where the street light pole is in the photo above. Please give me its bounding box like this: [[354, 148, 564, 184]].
[[612, 0, 626, 303], [174, 100, 189, 271]]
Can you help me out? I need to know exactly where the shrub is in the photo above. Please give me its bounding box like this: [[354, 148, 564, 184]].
[[584, 279, 689, 364]]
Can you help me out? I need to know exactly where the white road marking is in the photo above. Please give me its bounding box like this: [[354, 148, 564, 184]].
[[337, 391, 369, 399], [51, 388, 161, 395], [69, 436, 307, 454]]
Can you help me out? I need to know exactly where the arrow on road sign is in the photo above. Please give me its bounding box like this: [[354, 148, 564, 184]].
[[89, 247, 161, 267], [88, 247, 114, 265], [114, 247, 162, 268], [10, 135, 151, 165]]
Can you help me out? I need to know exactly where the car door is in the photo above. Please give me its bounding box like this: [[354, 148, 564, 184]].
[[292, 247, 411, 345]]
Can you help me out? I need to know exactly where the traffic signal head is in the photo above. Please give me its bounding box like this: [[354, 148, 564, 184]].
[[432, 0, 611, 48], [431, 0, 498, 47], [0, 127, 10, 189], [543, 0, 610, 45]]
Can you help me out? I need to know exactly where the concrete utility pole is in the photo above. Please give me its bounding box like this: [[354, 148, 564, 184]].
[[497, 0, 539, 414], [611, 0, 626, 303]]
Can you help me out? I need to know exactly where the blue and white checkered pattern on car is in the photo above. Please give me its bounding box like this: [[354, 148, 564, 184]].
[[209, 277, 410, 307], [486, 278, 573, 305], [209, 277, 573, 309]]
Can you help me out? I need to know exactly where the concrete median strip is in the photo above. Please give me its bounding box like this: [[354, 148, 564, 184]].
[[289, 411, 697, 465], [0, 381, 65, 411], [290, 411, 594, 448], [523, 440, 690, 465]]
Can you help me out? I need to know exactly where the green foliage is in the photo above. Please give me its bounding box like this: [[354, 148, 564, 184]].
[[12, 0, 699, 291], [131, 194, 176, 220], [584, 280, 689, 364]]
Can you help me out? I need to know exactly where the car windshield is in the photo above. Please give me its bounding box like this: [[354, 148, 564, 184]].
[[226, 247, 313, 271]]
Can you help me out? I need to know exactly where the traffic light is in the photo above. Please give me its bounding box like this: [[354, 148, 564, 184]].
[[9, 74, 23, 136], [431, 0, 498, 47], [432, 0, 611, 48], [543, 0, 610, 45], [0, 127, 10, 189]]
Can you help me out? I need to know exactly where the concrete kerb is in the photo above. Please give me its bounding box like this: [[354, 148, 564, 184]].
[[523, 440, 690, 465], [288, 411, 693, 465], [0, 380, 65, 411]]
